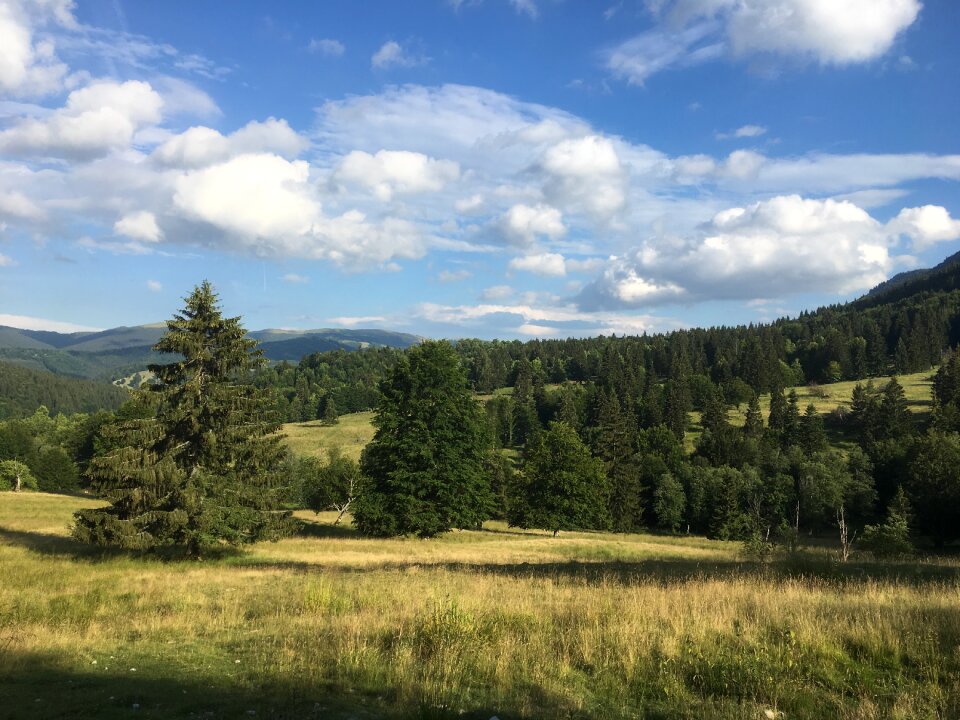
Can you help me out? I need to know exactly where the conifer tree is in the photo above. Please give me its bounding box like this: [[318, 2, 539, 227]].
[[743, 393, 764, 439], [799, 404, 827, 453], [73, 282, 289, 555], [592, 392, 642, 532], [353, 341, 492, 537], [767, 387, 787, 439]]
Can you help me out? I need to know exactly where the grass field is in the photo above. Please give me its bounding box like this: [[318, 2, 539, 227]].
[[2, 492, 959, 719], [285, 371, 936, 459]]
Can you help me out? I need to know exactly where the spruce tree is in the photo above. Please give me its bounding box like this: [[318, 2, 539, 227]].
[[593, 391, 642, 532], [353, 341, 492, 537], [73, 282, 289, 555], [743, 393, 764, 439]]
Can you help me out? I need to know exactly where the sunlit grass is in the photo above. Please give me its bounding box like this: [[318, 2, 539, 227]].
[[1, 492, 958, 719]]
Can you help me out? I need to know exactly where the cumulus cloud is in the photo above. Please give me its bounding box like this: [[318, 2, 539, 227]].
[[888, 205, 960, 250], [0, 253, 15, 267], [509, 252, 567, 276], [172, 152, 425, 267], [154, 118, 307, 168], [114, 210, 162, 242], [541, 135, 626, 220], [498, 203, 565, 245], [606, 0, 921, 84], [146, 279, 162, 291], [0, 0, 74, 97], [333, 150, 460, 200], [579, 195, 925, 309], [0, 189, 43, 220], [0, 80, 163, 159], [282, 273, 309, 283]]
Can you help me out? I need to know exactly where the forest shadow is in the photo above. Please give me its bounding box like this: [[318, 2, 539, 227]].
[[0, 650, 531, 720], [294, 516, 359, 539]]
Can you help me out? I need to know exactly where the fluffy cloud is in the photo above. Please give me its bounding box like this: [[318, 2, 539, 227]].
[[606, 0, 921, 84], [579, 195, 923, 309], [0, 0, 73, 97], [114, 210, 162, 242], [716, 124, 767, 140], [173, 153, 318, 240], [541, 135, 626, 220], [888, 205, 960, 250], [281, 273, 309, 283], [172, 152, 425, 266], [0, 253, 14, 267], [333, 150, 460, 200], [146, 279, 162, 291], [498, 203, 565, 245], [154, 118, 307, 168], [0, 80, 163, 159], [509, 252, 567, 276], [0, 189, 43, 220]]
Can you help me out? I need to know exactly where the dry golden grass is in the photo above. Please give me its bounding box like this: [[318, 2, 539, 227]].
[[1, 492, 958, 719]]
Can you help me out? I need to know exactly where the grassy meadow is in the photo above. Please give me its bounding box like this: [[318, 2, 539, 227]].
[[2, 492, 959, 719]]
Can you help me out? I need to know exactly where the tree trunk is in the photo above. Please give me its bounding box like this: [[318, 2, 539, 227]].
[[14, 471, 21, 493]]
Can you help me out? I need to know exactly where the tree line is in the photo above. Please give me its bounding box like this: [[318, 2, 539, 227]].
[[5, 280, 960, 559]]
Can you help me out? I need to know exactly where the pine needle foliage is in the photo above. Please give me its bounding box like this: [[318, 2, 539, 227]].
[[73, 282, 290, 555], [353, 340, 492, 537]]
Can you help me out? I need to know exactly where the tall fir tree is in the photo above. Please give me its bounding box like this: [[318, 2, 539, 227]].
[[592, 391, 642, 532], [353, 341, 492, 537], [73, 282, 290, 555], [743, 392, 764, 439]]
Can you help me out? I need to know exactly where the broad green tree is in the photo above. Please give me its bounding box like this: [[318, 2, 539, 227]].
[[511, 421, 609, 535], [353, 341, 492, 537], [73, 282, 290, 555]]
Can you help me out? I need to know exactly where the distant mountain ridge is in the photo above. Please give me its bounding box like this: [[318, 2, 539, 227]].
[[0, 324, 422, 380], [860, 250, 960, 307]]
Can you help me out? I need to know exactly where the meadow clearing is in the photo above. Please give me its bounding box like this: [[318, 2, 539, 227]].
[[1, 491, 959, 719]]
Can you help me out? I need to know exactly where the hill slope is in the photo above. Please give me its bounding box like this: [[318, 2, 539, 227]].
[[0, 361, 129, 419]]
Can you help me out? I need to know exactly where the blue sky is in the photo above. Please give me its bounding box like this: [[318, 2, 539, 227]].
[[0, 0, 958, 338]]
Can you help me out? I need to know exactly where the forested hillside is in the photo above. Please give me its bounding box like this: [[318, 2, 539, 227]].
[[0, 362, 128, 419]]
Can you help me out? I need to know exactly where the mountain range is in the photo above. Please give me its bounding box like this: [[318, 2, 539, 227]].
[[0, 325, 421, 381]]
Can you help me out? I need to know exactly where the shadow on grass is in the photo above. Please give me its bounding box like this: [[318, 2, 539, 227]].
[[0, 651, 529, 720], [295, 516, 358, 539]]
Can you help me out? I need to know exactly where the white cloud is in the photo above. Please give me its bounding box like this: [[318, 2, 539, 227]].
[[579, 195, 915, 309], [541, 135, 626, 219], [146, 279, 162, 291], [173, 153, 318, 240], [308, 38, 345, 56], [0, 189, 43, 220], [329, 315, 388, 327], [717, 124, 767, 139], [481, 285, 514, 301], [154, 118, 307, 168], [115, 211, 162, 242], [606, 0, 921, 84], [153, 77, 220, 119], [509, 252, 567, 276], [724, 0, 920, 64], [0, 0, 74, 97], [333, 149, 460, 200], [0, 80, 163, 159], [887, 206, 960, 250], [518, 323, 557, 336], [0, 313, 102, 332], [0, 253, 14, 267], [282, 273, 309, 283], [455, 194, 485, 214], [371, 41, 428, 69], [499, 203, 566, 245]]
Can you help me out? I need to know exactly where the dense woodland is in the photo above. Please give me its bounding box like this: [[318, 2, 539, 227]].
[[2, 266, 960, 554], [0, 362, 128, 419]]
